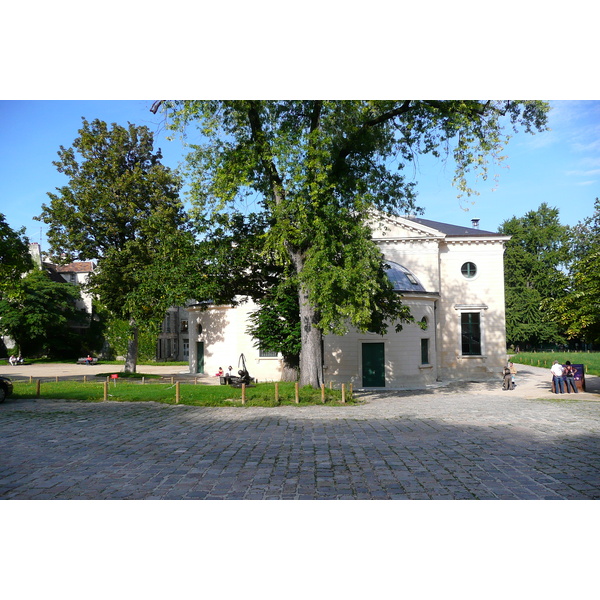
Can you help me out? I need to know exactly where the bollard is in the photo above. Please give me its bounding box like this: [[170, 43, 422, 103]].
[[321, 384, 325, 404], [29, 375, 33, 384], [342, 383, 346, 404], [175, 381, 180, 404], [349, 383, 353, 396], [242, 383, 246, 405], [142, 377, 145, 385], [171, 376, 174, 385], [103, 381, 108, 402], [295, 382, 299, 404], [275, 382, 279, 404], [84, 375, 88, 384], [36, 379, 41, 398], [195, 377, 198, 385], [55, 375, 59, 383]]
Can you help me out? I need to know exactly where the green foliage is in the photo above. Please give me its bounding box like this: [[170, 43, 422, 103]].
[[37, 118, 190, 370], [103, 317, 161, 362], [500, 203, 570, 347], [11, 380, 356, 406], [511, 351, 600, 376], [167, 100, 550, 387], [542, 198, 600, 343], [0, 268, 86, 357], [0, 213, 33, 300]]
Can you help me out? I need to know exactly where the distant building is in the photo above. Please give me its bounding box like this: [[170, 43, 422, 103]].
[[184, 215, 510, 388]]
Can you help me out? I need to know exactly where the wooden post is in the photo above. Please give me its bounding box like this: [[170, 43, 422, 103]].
[[195, 377, 198, 385], [295, 382, 299, 404], [29, 375, 33, 384], [36, 379, 41, 398], [84, 375, 87, 384], [321, 384, 325, 404], [275, 382, 279, 404], [55, 375, 59, 383], [175, 381, 180, 404], [103, 381, 108, 402], [171, 376, 174, 385], [242, 383, 246, 405], [342, 383, 346, 404], [142, 377, 145, 385], [329, 381, 333, 390], [349, 382, 353, 397]]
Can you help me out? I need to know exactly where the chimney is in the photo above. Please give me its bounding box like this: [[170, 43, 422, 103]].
[[471, 218, 480, 229]]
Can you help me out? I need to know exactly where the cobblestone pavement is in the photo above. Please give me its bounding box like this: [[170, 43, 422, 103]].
[[1, 373, 599, 499]]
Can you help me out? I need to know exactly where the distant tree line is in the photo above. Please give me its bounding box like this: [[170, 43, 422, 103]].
[[500, 199, 600, 351]]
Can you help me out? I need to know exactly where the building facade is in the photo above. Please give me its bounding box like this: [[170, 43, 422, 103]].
[[185, 215, 510, 388]]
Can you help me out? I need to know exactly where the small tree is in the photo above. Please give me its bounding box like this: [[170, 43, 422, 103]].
[[0, 213, 33, 300], [0, 268, 86, 357]]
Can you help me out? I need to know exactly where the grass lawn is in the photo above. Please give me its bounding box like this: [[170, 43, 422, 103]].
[[511, 351, 600, 376], [10, 380, 357, 407]]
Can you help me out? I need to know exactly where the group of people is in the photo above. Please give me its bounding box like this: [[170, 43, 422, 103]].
[[8, 354, 23, 366], [215, 366, 234, 378], [550, 360, 579, 394]]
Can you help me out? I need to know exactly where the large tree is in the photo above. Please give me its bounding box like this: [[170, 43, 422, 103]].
[[167, 100, 549, 387], [499, 203, 570, 348], [543, 198, 600, 345], [37, 118, 190, 372]]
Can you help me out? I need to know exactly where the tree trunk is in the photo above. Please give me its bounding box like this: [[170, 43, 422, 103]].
[[298, 284, 324, 388], [124, 320, 138, 373], [280, 362, 299, 382]]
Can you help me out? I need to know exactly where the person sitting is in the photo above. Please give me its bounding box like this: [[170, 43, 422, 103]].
[[215, 367, 224, 377], [85, 354, 93, 365], [9, 354, 17, 366]]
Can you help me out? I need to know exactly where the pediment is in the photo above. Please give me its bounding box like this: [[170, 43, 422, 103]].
[[369, 213, 445, 240]]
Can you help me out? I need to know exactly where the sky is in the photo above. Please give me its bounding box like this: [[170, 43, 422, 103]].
[[1, 100, 599, 250]]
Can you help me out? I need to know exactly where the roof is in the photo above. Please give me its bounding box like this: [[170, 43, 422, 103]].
[[385, 261, 426, 293], [52, 262, 95, 273], [405, 216, 499, 237]]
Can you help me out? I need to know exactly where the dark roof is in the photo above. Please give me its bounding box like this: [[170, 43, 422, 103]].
[[52, 262, 94, 273], [385, 261, 426, 292], [406, 216, 499, 237]]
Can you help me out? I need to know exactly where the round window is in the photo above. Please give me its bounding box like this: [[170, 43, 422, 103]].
[[461, 262, 477, 278]]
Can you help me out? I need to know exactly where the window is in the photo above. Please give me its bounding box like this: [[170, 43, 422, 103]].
[[461, 262, 477, 278], [421, 339, 430, 365], [181, 320, 189, 333], [420, 316, 428, 330], [259, 348, 278, 358], [461, 312, 481, 355], [183, 341, 189, 360]]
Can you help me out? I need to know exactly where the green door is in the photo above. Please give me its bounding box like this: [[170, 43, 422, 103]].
[[362, 343, 385, 387], [196, 342, 204, 374]]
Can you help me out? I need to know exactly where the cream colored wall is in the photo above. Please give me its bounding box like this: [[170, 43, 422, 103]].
[[436, 239, 507, 379], [188, 299, 283, 381], [323, 297, 438, 389]]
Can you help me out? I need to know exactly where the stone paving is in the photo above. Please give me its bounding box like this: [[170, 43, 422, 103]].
[[1, 368, 599, 499]]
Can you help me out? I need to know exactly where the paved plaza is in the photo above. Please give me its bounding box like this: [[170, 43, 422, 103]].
[[1, 364, 599, 500]]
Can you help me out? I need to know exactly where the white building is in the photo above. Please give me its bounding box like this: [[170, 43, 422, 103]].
[[186, 215, 510, 388]]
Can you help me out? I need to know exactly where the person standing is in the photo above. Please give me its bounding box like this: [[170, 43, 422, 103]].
[[563, 360, 578, 393], [551, 360, 565, 393]]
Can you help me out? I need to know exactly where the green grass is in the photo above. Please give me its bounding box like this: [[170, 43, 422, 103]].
[[10, 380, 358, 407], [510, 351, 600, 376]]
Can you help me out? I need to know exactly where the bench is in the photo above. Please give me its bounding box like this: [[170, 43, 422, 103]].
[[77, 357, 99, 365]]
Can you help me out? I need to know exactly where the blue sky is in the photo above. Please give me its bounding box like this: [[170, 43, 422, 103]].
[[1, 100, 599, 249]]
